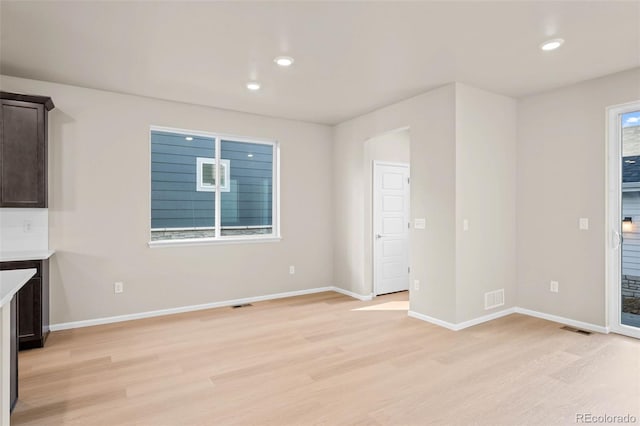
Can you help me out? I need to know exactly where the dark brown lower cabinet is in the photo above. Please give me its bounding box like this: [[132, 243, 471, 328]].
[[0, 259, 50, 350], [10, 295, 18, 412]]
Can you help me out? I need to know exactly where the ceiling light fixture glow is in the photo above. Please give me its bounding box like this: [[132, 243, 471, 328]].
[[247, 153, 254, 158], [274, 56, 295, 67], [540, 38, 564, 51], [185, 136, 193, 141], [246, 81, 261, 91]]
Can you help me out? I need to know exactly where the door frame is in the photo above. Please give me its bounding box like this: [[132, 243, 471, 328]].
[[372, 160, 410, 297], [606, 100, 640, 339]]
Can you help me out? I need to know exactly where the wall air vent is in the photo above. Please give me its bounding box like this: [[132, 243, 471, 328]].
[[484, 289, 505, 310]]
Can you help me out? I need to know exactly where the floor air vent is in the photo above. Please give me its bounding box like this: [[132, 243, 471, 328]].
[[561, 326, 592, 335], [231, 303, 253, 309]]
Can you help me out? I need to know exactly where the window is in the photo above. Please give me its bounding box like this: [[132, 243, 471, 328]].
[[196, 158, 230, 192], [150, 127, 279, 245]]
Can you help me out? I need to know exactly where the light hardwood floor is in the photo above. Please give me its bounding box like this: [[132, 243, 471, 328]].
[[12, 291, 640, 425]]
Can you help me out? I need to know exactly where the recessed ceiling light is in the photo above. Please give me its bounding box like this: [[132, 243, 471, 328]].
[[274, 56, 294, 67], [247, 153, 254, 158], [185, 136, 193, 141], [540, 38, 564, 51], [246, 81, 261, 91]]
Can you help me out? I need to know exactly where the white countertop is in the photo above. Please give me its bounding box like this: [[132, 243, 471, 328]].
[[0, 249, 55, 262], [0, 269, 36, 308]]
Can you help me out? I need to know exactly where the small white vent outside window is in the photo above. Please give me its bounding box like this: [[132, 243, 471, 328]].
[[196, 157, 231, 192]]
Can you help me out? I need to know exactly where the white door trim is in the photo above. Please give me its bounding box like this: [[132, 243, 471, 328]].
[[606, 100, 640, 339], [372, 161, 410, 296]]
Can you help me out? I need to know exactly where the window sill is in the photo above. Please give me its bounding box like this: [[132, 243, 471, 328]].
[[148, 235, 282, 248]]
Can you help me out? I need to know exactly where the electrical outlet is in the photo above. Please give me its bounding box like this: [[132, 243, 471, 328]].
[[463, 219, 469, 231], [114, 282, 124, 294], [413, 280, 420, 290], [289, 265, 295, 275], [550, 280, 559, 293], [23, 220, 32, 233]]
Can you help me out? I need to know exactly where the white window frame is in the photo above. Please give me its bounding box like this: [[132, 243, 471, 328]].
[[149, 125, 281, 247], [196, 157, 231, 192]]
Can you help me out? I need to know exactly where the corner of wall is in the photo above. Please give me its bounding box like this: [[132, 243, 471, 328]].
[[453, 83, 518, 324]]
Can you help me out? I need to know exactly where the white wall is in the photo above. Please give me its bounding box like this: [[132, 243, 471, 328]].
[[517, 67, 640, 326], [455, 84, 517, 322], [334, 83, 517, 325], [366, 130, 411, 164], [0, 208, 49, 253], [0, 75, 334, 325], [4, 66, 636, 330], [334, 85, 457, 322]]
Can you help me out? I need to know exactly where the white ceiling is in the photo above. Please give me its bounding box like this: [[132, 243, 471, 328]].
[[1, 1, 639, 125]]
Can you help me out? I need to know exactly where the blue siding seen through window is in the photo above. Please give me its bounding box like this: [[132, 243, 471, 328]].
[[221, 140, 273, 233], [151, 131, 273, 233], [151, 131, 216, 229]]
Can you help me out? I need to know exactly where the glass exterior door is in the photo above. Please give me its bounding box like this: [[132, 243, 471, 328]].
[[620, 109, 640, 330]]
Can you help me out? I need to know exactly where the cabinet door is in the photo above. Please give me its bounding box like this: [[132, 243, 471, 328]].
[[0, 100, 46, 207], [0, 260, 48, 349], [17, 278, 41, 340]]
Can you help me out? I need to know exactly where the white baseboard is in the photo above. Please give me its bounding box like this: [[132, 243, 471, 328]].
[[456, 307, 517, 330], [514, 307, 609, 334], [408, 311, 458, 330], [331, 287, 373, 301], [50, 287, 610, 336], [408, 306, 609, 334], [408, 307, 516, 331], [50, 286, 335, 331]]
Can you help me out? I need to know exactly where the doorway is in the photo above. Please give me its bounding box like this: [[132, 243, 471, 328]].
[[607, 101, 640, 339], [373, 161, 410, 296]]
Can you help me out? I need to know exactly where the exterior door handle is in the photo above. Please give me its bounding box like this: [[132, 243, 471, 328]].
[[614, 230, 622, 249]]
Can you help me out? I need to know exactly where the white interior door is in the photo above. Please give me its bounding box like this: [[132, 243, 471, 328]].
[[373, 162, 410, 296]]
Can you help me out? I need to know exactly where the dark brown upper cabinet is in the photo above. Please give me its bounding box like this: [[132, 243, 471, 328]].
[[0, 91, 54, 208]]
